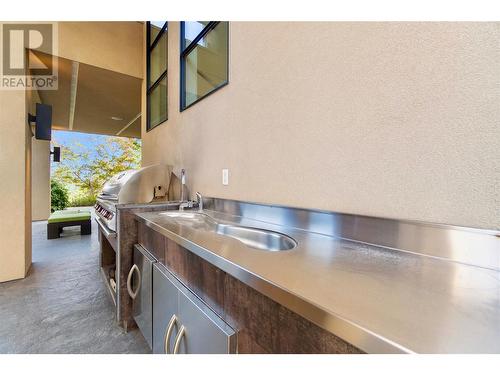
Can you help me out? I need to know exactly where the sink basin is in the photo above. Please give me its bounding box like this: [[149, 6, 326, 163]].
[[159, 211, 297, 251], [215, 224, 296, 251]]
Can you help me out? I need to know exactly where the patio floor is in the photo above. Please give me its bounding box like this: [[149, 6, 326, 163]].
[[0, 209, 150, 354]]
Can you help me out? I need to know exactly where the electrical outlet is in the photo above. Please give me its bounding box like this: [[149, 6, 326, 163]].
[[222, 169, 229, 185]]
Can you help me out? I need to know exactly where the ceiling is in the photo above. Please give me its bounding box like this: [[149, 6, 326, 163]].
[[32, 51, 142, 138]]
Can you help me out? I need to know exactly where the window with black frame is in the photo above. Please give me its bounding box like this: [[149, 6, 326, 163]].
[[146, 21, 168, 131], [180, 21, 228, 110]]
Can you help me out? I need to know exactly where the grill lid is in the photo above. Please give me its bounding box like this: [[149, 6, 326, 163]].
[[98, 164, 172, 205], [100, 170, 137, 200]]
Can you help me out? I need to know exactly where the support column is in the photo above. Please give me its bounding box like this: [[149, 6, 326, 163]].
[[0, 88, 32, 282], [32, 138, 51, 221]]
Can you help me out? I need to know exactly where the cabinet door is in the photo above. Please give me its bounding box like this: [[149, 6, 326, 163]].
[[131, 245, 155, 349], [175, 287, 237, 354], [152, 263, 179, 354]]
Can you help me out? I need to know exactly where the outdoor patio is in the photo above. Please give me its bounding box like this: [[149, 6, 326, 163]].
[[0, 209, 149, 354]]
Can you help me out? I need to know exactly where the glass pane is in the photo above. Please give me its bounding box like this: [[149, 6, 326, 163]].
[[149, 30, 167, 87], [149, 76, 167, 129], [183, 21, 210, 50], [183, 22, 228, 108], [150, 21, 166, 45]]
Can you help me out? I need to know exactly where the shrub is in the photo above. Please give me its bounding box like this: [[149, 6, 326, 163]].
[[51, 180, 69, 212], [69, 195, 96, 208]]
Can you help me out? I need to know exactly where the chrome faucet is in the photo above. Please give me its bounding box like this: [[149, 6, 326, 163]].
[[196, 192, 203, 212], [180, 168, 186, 202], [178, 169, 192, 211], [177, 169, 202, 212]]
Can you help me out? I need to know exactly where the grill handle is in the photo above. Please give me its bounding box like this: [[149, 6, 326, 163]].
[[95, 217, 116, 239]]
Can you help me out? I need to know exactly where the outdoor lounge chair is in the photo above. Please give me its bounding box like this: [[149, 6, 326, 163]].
[[47, 210, 92, 239]]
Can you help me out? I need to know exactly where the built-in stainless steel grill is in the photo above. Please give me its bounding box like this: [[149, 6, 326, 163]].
[[95, 164, 172, 232]]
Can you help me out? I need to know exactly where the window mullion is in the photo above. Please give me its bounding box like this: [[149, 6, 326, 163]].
[[147, 21, 168, 131], [147, 70, 168, 95], [180, 21, 228, 111], [182, 21, 219, 55], [150, 23, 168, 51]]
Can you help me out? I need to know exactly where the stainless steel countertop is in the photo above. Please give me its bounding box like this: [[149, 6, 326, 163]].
[[135, 209, 500, 354]]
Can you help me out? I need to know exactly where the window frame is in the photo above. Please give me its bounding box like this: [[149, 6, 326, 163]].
[[180, 21, 229, 111], [146, 21, 168, 132]]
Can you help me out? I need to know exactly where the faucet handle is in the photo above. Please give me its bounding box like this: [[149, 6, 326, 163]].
[[180, 169, 186, 184], [196, 192, 203, 211]]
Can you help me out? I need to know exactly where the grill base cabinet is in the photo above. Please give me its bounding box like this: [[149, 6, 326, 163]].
[[129, 245, 155, 349], [152, 263, 237, 354]]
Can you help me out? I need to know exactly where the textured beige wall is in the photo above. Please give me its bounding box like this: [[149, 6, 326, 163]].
[[24, 89, 32, 274], [0, 88, 30, 282], [31, 138, 51, 221], [58, 22, 143, 78], [142, 22, 500, 230]]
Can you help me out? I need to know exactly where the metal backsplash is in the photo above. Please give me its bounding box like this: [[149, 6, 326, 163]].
[[203, 197, 500, 271]]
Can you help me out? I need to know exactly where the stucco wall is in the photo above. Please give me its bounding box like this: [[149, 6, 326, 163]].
[[141, 22, 499, 230], [31, 138, 51, 221], [0, 88, 30, 282]]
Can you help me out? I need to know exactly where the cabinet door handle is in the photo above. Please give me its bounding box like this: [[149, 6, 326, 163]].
[[173, 325, 185, 354], [126, 264, 141, 300], [164, 314, 178, 354]]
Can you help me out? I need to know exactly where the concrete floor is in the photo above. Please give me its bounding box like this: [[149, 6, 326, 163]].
[[0, 210, 150, 353]]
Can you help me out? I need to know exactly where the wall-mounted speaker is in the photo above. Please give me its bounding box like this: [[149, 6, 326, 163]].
[[28, 103, 53, 141], [51, 146, 60, 162]]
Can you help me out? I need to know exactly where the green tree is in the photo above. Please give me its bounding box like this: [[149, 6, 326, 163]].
[[52, 137, 141, 200], [50, 179, 69, 212]]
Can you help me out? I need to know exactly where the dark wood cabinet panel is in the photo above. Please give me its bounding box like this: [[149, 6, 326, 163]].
[[138, 223, 363, 354], [187, 249, 226, 319], [117, 209, 139, 330], [138, 222, 166, 263], [277, 306, 362, 354], [223, 274, 281, 353], [164, 238, 188, 281]]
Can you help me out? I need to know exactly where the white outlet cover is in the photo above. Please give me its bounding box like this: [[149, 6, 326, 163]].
[[222, 169, 229, 185]]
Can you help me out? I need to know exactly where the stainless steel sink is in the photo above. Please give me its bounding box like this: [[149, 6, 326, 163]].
[[160, 211, 297, 251], [215, 224, 296, 251]]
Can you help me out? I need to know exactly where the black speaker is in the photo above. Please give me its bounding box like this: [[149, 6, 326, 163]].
[[51, 146, 60, 162], [29, 103, 53, 141]]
